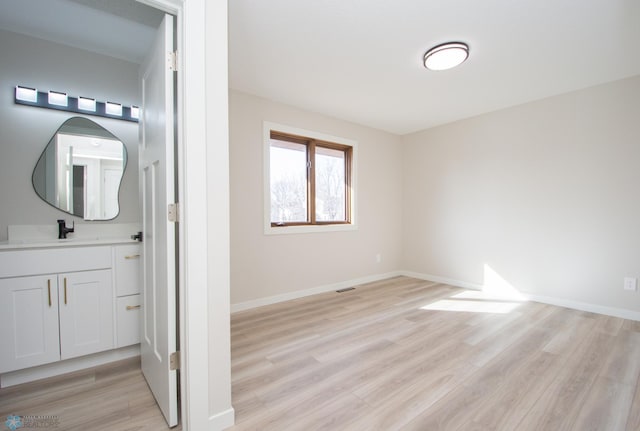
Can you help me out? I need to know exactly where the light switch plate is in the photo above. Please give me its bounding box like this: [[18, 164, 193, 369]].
[[624, 277, 637, 291]]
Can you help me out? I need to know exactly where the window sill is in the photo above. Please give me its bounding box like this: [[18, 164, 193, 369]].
[[264, 223, 357, 235]]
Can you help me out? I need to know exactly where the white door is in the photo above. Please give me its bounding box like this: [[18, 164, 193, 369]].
[[139, 13, 178, 427]]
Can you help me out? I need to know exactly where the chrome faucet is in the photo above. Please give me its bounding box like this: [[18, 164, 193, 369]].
[[57, 219, 75, 239]]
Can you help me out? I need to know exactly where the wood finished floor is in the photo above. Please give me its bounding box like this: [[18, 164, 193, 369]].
[[229, 276, 640, 431], [0, 357, 178, 431]]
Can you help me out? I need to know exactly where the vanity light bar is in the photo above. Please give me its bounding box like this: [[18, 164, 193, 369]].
[[14, 85, 139, 123]]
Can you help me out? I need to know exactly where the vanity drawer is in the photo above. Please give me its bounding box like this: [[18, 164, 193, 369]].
[[116, 295, 140, 348], [114, 244, 141, 296], [0, 247, 111, 278]]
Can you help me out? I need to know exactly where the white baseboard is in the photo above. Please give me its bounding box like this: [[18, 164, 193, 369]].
[[401, 270, 483, 291], [209, 407, 235, 430], [0, 345, 140, 388], [400, 270, 640, 322], [230, 271, 403, 313], [230, 269, 640, 321], [523, 293, 640, 321]]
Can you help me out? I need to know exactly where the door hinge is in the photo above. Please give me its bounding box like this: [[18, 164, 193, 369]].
[[170, 351, 180, 370], [168, 203, 179, 223], [168, 51, 177, 71]]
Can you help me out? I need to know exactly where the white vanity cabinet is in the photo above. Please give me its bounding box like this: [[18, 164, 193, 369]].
[[0, 270, 113, 373], [0, 242, 141, 377]]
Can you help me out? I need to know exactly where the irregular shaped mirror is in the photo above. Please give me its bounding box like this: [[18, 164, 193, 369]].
[[32, 117, 127, 220]]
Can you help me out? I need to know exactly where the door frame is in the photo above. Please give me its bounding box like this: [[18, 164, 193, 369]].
[[136, 1, 233, 429]]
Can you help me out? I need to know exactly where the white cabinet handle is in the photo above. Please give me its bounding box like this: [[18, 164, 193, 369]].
[[124, 254, 140, 260], [126, 305, 141, 310]]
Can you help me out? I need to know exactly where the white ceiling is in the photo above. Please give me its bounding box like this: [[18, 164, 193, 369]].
[[1, 1, 639, 135], [229, 0, 640, 134], [0, 0, 163, 64]]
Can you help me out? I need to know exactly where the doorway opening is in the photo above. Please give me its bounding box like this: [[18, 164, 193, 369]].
[[0, 0, 182, 428]]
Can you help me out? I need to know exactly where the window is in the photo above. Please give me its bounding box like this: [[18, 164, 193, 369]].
[[264, 122, 356, 234]]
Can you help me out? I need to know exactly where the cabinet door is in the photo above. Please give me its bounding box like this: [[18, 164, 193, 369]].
[[0, 275, 60, 373], [58, 270, 114, 360], [114, 244, 141, 296]]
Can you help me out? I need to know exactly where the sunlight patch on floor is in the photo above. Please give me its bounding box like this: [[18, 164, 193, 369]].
[[419, 264, 527, 314]]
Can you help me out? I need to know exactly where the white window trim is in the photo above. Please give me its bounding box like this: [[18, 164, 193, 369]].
[[263, 121, 358, 235]]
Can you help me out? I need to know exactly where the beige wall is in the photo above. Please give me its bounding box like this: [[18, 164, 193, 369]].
[[402, 75, 640, 313], [229, 90, 403, 305]]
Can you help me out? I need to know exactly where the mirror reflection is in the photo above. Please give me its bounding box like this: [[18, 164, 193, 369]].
[[32, 117, 127, 220]]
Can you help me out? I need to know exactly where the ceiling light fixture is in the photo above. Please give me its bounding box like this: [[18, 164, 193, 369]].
[[423, 42, 469, 71]]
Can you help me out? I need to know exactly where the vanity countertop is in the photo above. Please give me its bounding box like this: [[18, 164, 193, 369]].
[[0, 237, 140, 251], [2, 223, 142, 251]]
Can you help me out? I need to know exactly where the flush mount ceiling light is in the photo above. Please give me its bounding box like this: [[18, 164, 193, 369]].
[[423, 42, 469, 71]]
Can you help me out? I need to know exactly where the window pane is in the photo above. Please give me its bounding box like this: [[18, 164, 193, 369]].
[[315, 146, 346, 222], [270, 139, 308, 223]]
